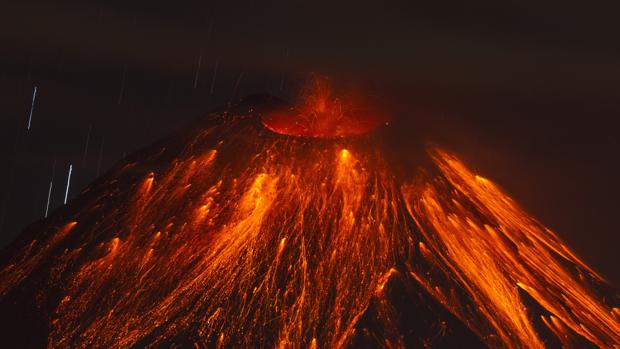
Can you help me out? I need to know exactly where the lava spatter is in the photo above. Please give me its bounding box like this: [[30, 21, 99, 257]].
[[261, 77, 388, 138], [0, 94, 617, 349]]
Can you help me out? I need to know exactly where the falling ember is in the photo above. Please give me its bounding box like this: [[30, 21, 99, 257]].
[[0, 92, 618, 349]]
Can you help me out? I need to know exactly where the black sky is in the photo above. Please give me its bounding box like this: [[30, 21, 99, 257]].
[[0, 0, 619, 284]]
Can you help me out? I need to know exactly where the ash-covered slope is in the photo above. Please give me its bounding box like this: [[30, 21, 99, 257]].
[[0, 95, 618, 349]]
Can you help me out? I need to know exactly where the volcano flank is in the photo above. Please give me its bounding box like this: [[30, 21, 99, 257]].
[[0, 94, 618, 349]]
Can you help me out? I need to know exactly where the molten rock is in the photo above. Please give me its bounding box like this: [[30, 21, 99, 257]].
[[0, 95, 618, 349]]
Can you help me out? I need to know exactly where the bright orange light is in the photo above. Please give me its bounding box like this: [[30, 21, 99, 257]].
[[262, 76, 388, 138], [0, 95, 617, 349], [403, 149, 620, 348]]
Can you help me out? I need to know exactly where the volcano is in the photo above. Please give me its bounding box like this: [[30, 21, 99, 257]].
[[0, 92, 618, 349]]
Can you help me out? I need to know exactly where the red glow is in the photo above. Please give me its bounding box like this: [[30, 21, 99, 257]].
[[262, 77, 388, 138], [0, 92, 618, 348]]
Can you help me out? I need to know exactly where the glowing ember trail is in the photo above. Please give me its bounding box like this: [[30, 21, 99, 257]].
[[0, 93, 617, 348]]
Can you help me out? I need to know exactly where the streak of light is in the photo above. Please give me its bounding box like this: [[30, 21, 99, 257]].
[[44, 156, 57, 218], [210, 59, 219, 95], [194, 23, 213, 89], [64, 164, 73, 205], [27, 86, 38, 131], [82, 124, 92, 167], [230, 71, 244, 103], [44, 181, 53, 218], [193, 50, 203, 89]]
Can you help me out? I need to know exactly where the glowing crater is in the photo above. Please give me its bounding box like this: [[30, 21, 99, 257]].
[[262, 77, 388, 138]]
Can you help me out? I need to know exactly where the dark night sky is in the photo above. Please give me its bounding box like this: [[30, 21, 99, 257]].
[[0, 0, 619, 284]]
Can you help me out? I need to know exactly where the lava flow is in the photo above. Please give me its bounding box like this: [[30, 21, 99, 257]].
[[0, 91, 618, 349]]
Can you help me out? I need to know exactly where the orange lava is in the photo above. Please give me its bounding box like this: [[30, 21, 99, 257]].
[[0, 101, 618, 348], [402, 149, 620, 348], [262, 77, 388, 138]]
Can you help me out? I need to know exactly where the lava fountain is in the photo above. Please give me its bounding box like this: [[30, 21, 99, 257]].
[[261, 77, 388, 137], [0, 85, 618, 349]]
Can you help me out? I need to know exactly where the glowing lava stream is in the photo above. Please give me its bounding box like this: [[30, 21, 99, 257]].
[[0, 101, 618, 348], [402, 150, 620, 349], [41, 133, 409, 348]]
